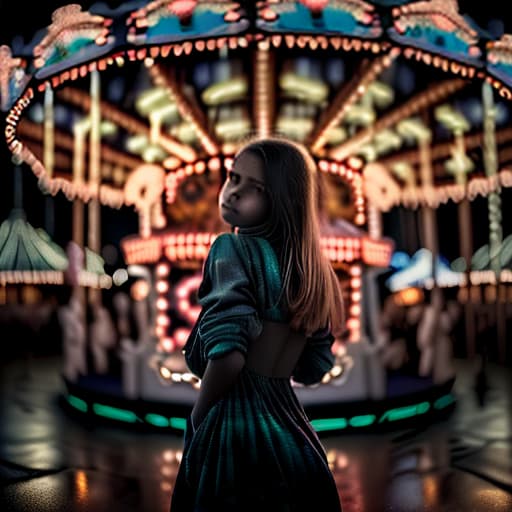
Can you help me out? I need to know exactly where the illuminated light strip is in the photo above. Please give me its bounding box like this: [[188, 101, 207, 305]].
[[400, 45, 484, 82], [9, 141, 126, 210], [433, 393, 456, 410], [348, 415, 376, 428], [144, 413, 187, 430], [254, 39, 274, 137], [5, 88, 34, 149], [154, 261, 172, 351], [149, 64, 219, 156], [122, 231, 392, 266], [311, 418, 348, 431], [67, 398, 454, 431], [145, 413, 169, 427], [67, 394, 88, 413], [348, 264, 362, 342], [0, 270, 65, 286], [0, 270, 110, 288], [379, 401, 430, 423], [361, 238, 393, 267], [175, 274, 202, 324], [157, 365, 201, 386], [310, 48, 400, 153], [36, 166, 125, 207], [165, 159, 210, 204], [121, 236, 163, 264], [470, 269, 512, 285], [317, 159, 366, 225], [169, 417, 187, 431], [329, 78, 468, 161], [373, 168, 512, 211], [92, 403, 139, 423]]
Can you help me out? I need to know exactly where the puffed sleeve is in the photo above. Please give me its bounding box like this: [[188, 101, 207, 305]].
[[292, 326, 335, 385], [196, 233, 262, 361]]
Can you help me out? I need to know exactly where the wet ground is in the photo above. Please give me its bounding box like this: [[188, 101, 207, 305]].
[[1, 354, 511, 512]]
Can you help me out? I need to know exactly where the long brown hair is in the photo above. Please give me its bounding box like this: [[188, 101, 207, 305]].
[[238, 137, 345, 337]]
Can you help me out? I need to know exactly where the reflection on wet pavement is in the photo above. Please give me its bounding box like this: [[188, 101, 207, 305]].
[[1, 356, 511, 511]]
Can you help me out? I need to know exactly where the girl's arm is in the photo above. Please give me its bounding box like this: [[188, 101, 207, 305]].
[[190, 349, 245, 430]]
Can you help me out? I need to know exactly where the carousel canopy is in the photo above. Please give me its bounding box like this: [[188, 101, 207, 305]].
[[0, 208, 111, 287], [0, 208, 68, 285]]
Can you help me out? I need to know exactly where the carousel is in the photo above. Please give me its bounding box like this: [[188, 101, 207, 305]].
[[2, 0, 512, 433]]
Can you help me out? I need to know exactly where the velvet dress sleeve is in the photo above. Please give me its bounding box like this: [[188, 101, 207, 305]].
[[292, 326, 335, 385], [195, 233, 263, 363]]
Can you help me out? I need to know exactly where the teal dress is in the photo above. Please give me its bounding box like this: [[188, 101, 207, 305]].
[[171, 233, 342, 512]]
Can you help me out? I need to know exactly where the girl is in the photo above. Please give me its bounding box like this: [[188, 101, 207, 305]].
[[171, 137, 344, 511]]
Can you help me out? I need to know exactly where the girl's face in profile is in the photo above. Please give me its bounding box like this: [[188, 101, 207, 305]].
[[218, 150, 270, 229]]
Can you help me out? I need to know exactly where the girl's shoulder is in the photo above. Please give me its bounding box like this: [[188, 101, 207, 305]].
[[207, 232, 248, 261], [209, 232, 267, 257], [205, 232, 285, 320], [207, 232, 280, 282]]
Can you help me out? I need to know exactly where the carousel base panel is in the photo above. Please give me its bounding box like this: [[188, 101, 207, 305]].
[[61, 371, 456, 435]]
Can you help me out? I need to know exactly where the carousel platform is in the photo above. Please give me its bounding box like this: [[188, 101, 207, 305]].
[[61, 366, 456, 435]]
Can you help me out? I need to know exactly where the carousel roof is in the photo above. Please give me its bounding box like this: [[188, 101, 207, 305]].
[[0, 208, 111, 287], [0, 208, 68, 273]]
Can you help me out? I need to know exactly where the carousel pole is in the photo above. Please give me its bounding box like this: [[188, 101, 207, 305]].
[[482, 82, 505, 365], [417, 125, 444, 375], [391, 162, 421, 254], [88, 69, 102, 306], [71, 118, 90, 319], [452, 134, 476, 360], [72, 118, 89, 249], [13, 162, 23, 305], [435, 105, 476, 360], [397, 118, 442, 376], [397, 119, 439, 284], [418, 137, 438, 281], [253, 38, 275, 138], [13, 162, 23, 211], [43, 86, 55, 236]]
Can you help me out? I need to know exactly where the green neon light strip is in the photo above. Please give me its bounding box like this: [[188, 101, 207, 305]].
[[69, 396, 449, 431], [92, 403, 139, 423], [434, 393, 456, 409], [349, 414, 376, 427], [310, 418, 348, 432], [145, 413, 170, 427], [67, 394, 88, 413], [169, 417, 187, 431], [379, 401, 430, 423]]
